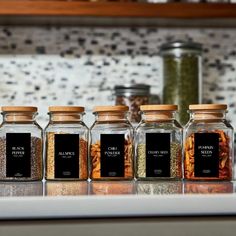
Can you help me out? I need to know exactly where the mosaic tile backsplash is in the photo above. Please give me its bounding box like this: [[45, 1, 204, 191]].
[[0, 26, 236, 127]]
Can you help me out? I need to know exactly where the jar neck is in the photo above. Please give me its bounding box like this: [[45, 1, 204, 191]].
[[3, 112, 37, 123], [95, 111, 128, 122], [190, 110, 226, 121], [49, 112, 84, 123], [141, 111, 176, 121]]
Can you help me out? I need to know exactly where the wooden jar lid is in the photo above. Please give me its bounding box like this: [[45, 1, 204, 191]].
[[189, 104, 227, 110], [140, 104, 178, 111], [1, 106, 38, 112], [93, 105, 129, 113], [49, 106, 85, 113]]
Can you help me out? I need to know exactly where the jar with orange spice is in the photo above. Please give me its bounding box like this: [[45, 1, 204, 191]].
[[184, 104, 234, 181], [90, 106, 134, 180], [45, 106, 88, 180]]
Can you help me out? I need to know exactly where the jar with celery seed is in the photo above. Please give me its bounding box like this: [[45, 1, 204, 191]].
[[135, 105, 182, 180]]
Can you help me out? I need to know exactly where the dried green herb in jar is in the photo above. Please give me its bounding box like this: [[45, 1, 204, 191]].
[[160, 41, 202, 125]]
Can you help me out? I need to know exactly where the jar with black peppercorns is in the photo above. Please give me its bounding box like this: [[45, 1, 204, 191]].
[[0, 106, 43, 181], [114, 84, 150, 125]]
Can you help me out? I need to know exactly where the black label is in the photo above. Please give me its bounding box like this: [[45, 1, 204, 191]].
[[146, 133, 171, 177], [54, 134, 79, 178], [194, 133, 219, 178], [101, 134, 125, 177], [6, 133, 31, 178]]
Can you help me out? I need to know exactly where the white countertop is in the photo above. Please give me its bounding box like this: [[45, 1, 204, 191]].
[[0, 181, 235, 220]]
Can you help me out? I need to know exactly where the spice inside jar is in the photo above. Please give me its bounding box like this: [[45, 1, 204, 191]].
[[160, 41, 202, 125], [184, 104, 234, 181], [135, 105, 182, 180], [0, 106, 43, 181], [114, 84, 150, 124], [45, 106, 88, 180], [90, 106, 134, 180]]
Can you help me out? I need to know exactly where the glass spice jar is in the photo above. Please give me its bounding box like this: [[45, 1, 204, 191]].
[[184, 104, 234, 181], [45, 106, 88, 181], [160, 41, 202, 125], [114, 84, 150, 124], [0, 106, 43, 181], [90, 106, 134, 180], [135, 105, 182, 180]]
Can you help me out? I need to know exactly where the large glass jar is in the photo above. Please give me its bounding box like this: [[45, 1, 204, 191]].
[[114, 84, 150, 124], [160, 41, 202, 125], [0, 106, 43, 181], [45, 106, 88, 181], [184, 104, 234, 181], [135, 105, 182, 180], [90, 106, 134, 180]]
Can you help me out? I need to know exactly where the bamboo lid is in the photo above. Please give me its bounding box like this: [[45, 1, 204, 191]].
[[140, 104, 178, 111], [49, 106, 84, 113], [189, 104, 227, 110], [93, 105, 129, 113], [1, 106, 37, 112]]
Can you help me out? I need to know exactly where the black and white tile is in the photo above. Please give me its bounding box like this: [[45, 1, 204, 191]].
[[0, 27, 235, 127]]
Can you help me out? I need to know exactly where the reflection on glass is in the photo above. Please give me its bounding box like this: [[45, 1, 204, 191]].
[[46, 181, 88, 196], [90, 181, 135, 195], [136, 181, 183, 195], [0, 182, 43, 197], [184, 181, 233, 194]]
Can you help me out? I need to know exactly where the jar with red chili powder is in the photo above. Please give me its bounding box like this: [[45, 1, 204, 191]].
[[184, 104, 234, 181]]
